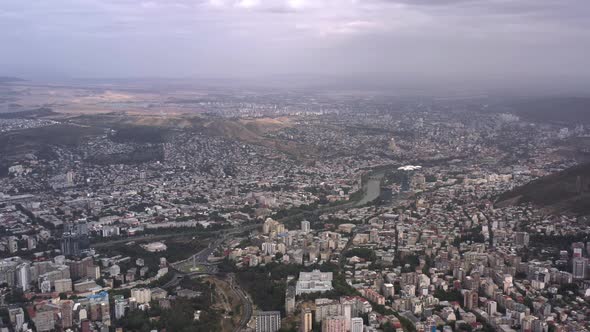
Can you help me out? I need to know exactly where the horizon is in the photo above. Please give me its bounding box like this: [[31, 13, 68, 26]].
[[1, 0, 590, 94]]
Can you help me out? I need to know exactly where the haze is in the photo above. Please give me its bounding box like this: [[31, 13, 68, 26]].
[[1, 0, 590, 91]]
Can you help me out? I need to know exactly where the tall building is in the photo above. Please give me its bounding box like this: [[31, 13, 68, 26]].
[[61, 233, 86, 257], [255, 311, 281, 332], [300, 308, 313, 332], [572, 257, 587, 279], [8, 236, 18, 254], [487, 301, 497, 316], [60, 300, 74, 329], [315, 299, 342, 323], [16, 263, 30, 291], [32, 306, 56, 332], [114, 296, 127, 320], [81, 319, 90, 332], [131, 288, 152, 304], [67, 257, 94, 280], [301, 220, 311, 233], [66, 171, 75, 187], [341, 301, 352, 331], [464, 290, 478, 310], [8, 308, 24, 332], [262, 242, 277, 256], [26, 236, 37, 250], [82, 292, 111, 326], [382, 283, 395, 298], [321, 316, 347, 332], [262, 218, 284, 235], [285, 286, 296, 316], [351, 317, 364, 332], [54, 279, 73, 293]]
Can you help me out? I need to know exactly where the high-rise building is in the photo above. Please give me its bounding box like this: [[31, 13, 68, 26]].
[[16, 263, 30, 291], [487, 301, 497, 316], [262, 218, 284, 235], [285, 286, 296, 316], [8, 308, 25, 332], [67, 257, 94, 280], [100, 302, 111, 326], [8, 236, 18, 254], [301, 220, 311, 233], [321, 316, 347, 332], [572, 257, 587, 279], [54, 279, 73, 293], [114, 296, 127, 320], [262, 242, 277, 256], [66, 171, 75, 187], [131, 288, 152, 304], [61, 233, 88, 257], [0, 258, 22, 288], [60, 300, 74, 328], [255, 311, 281, 332], [300, 308, 313, 332], [341, 301, 352, 331], [81, 319, 90, 332], [464, 290, 478, 310], [26, 236, 37, 250], [32, 306, 56, 332], [382, 283, 395, 298], [351, 317, 364, 332]]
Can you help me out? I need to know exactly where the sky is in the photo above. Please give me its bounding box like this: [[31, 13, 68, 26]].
[[1, 0, 589, 89]]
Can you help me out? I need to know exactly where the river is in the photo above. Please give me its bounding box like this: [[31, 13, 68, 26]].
[[356, 170, 387, 206]]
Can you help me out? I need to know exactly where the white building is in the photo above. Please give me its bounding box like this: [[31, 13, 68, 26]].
[[301, 220, 311, 233], [487, 301, 497, 316], [255, 311, 281, 332], [296, 270, 333, 295], [351, 317, 364, 332], [131, 288, 152, 304], [16, 263, 30, 291]]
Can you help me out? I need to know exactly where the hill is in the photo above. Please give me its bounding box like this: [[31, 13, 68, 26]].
[[69, 113, 314, 159], [496, 163, 590, 215]]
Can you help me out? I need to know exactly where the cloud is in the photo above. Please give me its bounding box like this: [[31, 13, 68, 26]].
[[0, 0, 588, 88]]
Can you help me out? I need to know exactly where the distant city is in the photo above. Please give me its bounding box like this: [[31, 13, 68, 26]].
[[0, 76, 589, 332]]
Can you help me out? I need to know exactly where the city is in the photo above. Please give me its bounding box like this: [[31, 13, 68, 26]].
[[1, 0, 590, 331], [0, 80, 589, 331]]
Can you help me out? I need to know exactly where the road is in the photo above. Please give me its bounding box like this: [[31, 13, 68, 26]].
[[226, 273, 253, 332], [160, 233, 255, 331], [171, 224, 259, 271]]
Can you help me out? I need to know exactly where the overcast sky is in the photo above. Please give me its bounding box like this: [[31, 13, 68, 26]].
[[1, 0, 589, 89]]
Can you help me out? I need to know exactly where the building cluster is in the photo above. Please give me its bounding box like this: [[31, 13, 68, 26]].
[[1, 95, 590, 331]]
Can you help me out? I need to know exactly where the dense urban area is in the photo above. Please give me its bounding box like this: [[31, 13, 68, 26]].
[[1, 81, 590, 332]]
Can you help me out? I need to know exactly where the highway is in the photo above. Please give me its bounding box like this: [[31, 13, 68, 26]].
[[170, 224, 259, 271], [156, 225, 257, 331], [226, 273, 253, 332]]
